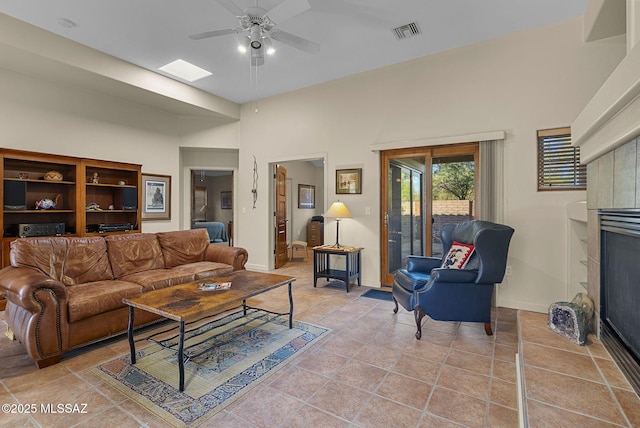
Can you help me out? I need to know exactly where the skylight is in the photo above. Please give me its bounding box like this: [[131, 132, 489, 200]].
[[158, 59, 212, 82]]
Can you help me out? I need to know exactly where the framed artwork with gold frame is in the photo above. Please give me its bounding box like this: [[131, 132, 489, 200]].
[[336, 168, 362, 194]]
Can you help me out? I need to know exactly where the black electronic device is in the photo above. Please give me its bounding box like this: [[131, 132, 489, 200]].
[[86, 223, 133, 233], [15, 222, 65, 237], [4, 181, 27, 210], [114, 187, 137, 210]]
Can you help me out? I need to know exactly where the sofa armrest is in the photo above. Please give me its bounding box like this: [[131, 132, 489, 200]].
[[406, 256, 442, 273], [0, 266, 69, 367], [0, 266, 68, 310], [205, 245, 248, 271]]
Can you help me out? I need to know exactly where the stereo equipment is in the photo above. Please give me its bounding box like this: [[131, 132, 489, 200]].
[[15, 223, 65, 238], [114, 187, 137, 210], [4, 181, 27, 210], [86, 223, 134, 233]]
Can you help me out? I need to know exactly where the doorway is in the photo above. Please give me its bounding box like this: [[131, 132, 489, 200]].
[[380, 143, 479, 286], [269, 157, 326, 270], [190, 170, 234, 244]]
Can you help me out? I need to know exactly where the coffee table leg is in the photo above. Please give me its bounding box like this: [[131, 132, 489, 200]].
[[128, 306, 136, 364], [288, 281, 293, 329], [178, 321, 185, 392]]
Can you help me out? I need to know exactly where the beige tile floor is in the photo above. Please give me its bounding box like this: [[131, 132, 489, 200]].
[[0, 254, 639, 427]]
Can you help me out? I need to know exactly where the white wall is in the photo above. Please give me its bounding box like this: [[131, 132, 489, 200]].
[[0, 66, 181, 233], [184, 17, 625, 311], [0, 16, 627, 312]]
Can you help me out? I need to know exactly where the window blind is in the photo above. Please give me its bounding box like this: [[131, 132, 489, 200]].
[[537, 128, 586, 191]]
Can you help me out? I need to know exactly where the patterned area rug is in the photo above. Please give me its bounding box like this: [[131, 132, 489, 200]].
[[92, 311, 329, 427]]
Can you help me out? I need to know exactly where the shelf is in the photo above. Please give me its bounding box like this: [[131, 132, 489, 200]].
[[1, 148, 142, 268], [4, 209, 75, 214], [86, 183, 136, 189], [5, 178, 75, 185], [86, 209, 137, 213]]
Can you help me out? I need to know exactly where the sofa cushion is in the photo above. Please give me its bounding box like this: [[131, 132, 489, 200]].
[[105, 233, 165, 278], [66, 280, 142, 322], [11, 236, 113, 286], [120, 269, 196, 292], [177, 261, 234, 279], [157, 229, 209, 268]]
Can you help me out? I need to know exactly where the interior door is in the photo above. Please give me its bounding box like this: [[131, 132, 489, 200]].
[[380, 143, 478, 286], [275, 165, 288, 268]]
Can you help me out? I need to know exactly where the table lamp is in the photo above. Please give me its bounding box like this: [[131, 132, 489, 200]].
[[324, 201, 352, 248]]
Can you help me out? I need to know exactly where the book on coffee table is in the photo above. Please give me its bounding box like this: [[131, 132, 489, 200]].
[[198, 281, 231, 291]]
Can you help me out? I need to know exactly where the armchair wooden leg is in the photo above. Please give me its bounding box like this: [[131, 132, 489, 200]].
[[414, 306, 426, 340], [392, 296, 399, 314], [484, 322, 493, 336]]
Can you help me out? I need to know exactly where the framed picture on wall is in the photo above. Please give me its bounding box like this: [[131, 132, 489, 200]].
[[298, 184, 315, 209], [336, 168, 362, 194], [221, 191, 232, 209], [142, 173, 171, 220]]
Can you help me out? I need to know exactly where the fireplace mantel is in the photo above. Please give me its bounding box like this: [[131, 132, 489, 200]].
[[573, 39, 640, 163]]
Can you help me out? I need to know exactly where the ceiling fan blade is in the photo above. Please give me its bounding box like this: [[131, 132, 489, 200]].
[[270, 29, 319, 54], [266, 0, 311, 24], [215, 0, 244, 16], [189, 28, 237, 40]]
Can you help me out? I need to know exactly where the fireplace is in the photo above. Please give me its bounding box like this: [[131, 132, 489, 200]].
[[600, 210, 640, 395]]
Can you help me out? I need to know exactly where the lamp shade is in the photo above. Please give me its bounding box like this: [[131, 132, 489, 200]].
[[325, 201, 352, 219]]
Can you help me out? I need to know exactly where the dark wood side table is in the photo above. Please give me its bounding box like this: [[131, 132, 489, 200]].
[[313, 245, 363, 292]]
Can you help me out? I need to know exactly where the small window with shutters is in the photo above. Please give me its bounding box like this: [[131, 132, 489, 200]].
[[537, 127, 586, 191]]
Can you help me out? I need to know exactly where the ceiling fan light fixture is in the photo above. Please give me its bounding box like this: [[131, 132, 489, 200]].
[[250, 24, 262, 49], [237, 35, 249, 53], [251, 45, 264, 66], [264, 37, 275, 55]]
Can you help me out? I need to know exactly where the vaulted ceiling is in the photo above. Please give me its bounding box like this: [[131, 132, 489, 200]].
[[0, 0, 588, 104]]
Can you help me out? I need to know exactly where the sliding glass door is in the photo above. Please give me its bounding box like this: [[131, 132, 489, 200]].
[[380, 143, 478, 286]]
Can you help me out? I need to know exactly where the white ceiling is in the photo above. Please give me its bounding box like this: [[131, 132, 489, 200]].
[[0, 0, 588, 105]]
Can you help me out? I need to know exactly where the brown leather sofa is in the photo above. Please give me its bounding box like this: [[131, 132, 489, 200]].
[[0, 228, 248, 368]]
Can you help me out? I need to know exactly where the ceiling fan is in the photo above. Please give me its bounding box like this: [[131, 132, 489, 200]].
[[189, 0, 320, 66]]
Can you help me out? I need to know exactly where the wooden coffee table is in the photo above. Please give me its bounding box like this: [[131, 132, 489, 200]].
[[123, 270, 296, 391]]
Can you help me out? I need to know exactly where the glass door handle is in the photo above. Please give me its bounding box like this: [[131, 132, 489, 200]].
[[384, 212, 389, 226]]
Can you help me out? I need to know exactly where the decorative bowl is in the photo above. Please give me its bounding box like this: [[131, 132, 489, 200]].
[[44, 170, 63, 181]]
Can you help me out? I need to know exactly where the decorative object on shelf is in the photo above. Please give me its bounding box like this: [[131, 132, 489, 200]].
[[35, 194, 61, 210], [91, 172, 99, 184], [252, 155, 258, 209], [16, 172, 29, 179], [142, 173, 171, 221], [44, 170, 63, 181], [86, 202, 102, 211], [118, 180, 126, 185], [221, 191, 232, 209], [298, 184, 315, 209], [336, 168, 362, 194], [324, 201, 352, 248]]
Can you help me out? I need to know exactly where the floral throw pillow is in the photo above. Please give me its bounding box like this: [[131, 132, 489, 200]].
[[441, 241, 475, 269]]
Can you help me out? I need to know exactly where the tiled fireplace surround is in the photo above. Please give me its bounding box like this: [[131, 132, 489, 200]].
[[585, 134, 640, 317], [585, 136, 640, 382]]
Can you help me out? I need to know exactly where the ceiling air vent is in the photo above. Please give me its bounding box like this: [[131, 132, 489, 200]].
[[392, 22, 422, 40]]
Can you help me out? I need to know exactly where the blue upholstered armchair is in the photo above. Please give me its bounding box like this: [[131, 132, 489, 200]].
[[392, 220, 514, 339]]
